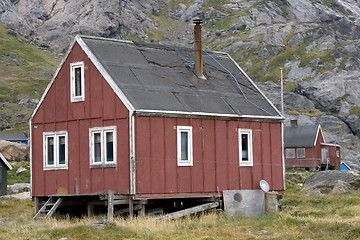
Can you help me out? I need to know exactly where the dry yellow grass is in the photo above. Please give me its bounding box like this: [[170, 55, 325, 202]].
[[0, 185, 360, 239]]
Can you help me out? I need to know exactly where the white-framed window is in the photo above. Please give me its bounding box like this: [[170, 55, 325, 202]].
[[238, 129, 253, 166], [336, 150, 340, 158], [285, 148, 295, 159], [89, 126, 117, 167], [297, 148, 305, 158], [43, 131, 68, 170], [177, 126, 193, 166], [70, 61, 85, 102]]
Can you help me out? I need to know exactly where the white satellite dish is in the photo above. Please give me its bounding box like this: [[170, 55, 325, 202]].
[[259, 180, 270, 192]]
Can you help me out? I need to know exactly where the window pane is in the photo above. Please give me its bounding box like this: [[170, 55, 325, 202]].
[[106, 132, 114, 162], [286, 148, 295, 158], [59, 136, 66, 165], [181, 131, 188, 161], [74, 67, 82, 96], [297, 148, 305, 158], [94, 132, 101, 163], [47, 137, 54, 165], [241, 134, 249, 161]]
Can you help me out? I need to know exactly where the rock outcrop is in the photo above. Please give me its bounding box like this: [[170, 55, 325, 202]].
[[0, 0, 360, 167], [0, 140, 29, 162], [303, 171, 358, 195]]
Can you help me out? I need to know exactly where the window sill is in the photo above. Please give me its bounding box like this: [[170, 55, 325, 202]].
[[71, 97, 85, 103], [90, 163, 117, 168], [44, 166, 68, 171], [239, 162, 253, 167], [177, 162, 193, 167]]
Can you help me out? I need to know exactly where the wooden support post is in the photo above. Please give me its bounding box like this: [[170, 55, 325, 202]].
[[129, 196, 134, 218], [87, 203, 94, 217], [139, 203, 146, 217], [107, 190, 114, 221], [34, 197, 40, 215]]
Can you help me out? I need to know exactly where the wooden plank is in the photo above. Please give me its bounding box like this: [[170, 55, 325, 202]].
[[191, 118, 204, 193], [150, 117, 165, 194], [47, 198, 63, 217], [34, 197, 52, 218], [157, 202, 219, 220], [227, 121, 239, 190], [215, 120, 228, 191], [99, 194, 129, 200], [164, 117, 177, 193], [135, 117, 151, 194], [203, 119, 216, 192], [105, 200, 129, 205]]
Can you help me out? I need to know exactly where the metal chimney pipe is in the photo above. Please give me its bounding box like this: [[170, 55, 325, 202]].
[[193, 18, 206, 80]]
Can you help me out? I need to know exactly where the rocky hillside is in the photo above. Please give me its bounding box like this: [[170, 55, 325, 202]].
[[0, 0, 360, 167]]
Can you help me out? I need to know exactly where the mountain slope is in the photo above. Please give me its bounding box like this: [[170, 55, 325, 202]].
[[0, 23, 59, 132], [0, 0, 359, 167]]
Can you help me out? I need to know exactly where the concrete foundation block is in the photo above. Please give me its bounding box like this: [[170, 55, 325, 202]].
[[223, 190, 265, 217]]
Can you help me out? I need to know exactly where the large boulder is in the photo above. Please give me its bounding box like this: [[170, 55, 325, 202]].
[[0, 140, 29, 162], [303, 171, 358, 195], [7, 183, 31, 194]]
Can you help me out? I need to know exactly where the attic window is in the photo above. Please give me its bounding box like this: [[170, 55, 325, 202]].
[[70, 62, 85, 102], [90, 126, 117, 167], [239, 129, 253, 166], [43, 131, 68, 170]]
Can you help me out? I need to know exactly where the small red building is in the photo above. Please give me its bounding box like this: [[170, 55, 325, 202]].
[[30, 22, 284, 216], [284, 121, 341, 171]]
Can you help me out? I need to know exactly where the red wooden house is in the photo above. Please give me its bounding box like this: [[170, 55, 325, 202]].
[[284, 120, 341, 171], [30, 21, 284, 216]]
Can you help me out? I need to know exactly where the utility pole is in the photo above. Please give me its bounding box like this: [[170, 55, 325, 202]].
[[280, 68, 284, 116]]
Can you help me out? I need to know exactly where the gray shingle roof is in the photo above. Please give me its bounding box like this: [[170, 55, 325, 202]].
[[0, 133, 27, 141], [81, 36, 280, 117], [284, 124, 321, 148]]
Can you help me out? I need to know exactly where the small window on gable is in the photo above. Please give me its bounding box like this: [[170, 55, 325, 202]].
[[70, 62, 85, 102], [90, 126, 117, 167], [43, 131, 68, 170], [336, 150, 340, 158], [239, 129, 253, 166], [177, 126, 193, 166], [297, 148, 305, 158], [285, 148, 295, 159]]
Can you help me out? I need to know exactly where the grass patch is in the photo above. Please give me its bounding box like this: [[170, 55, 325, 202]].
[[286, 109, 300, 115], [0, 23, 59, 133], [7, 161, 30, 185], [302, 109, 322, 117], [283, 81, 299, 92], [350, 106, 360, 118], [207, 17, 242, 31], [167, 0, 195, 9], [1, 186, 360, 239], [203, 0, 229, 11]]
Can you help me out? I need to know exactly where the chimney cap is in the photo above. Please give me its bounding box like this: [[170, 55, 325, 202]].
[[193, 18, 203, 24]]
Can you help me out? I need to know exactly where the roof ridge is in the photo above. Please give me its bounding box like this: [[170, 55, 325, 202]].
[[78, 35, 134, 44]]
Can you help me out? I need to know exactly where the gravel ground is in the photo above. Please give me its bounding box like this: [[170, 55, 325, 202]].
[[0, 191, 31, 200]]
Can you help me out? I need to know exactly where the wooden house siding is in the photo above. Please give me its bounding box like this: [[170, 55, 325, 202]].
[[31, 43, 131, 197], [285, 129, 324, 168], [321, 144, 341, 168], [134, 116, 284, 198], [31, 36, 285, 204]]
